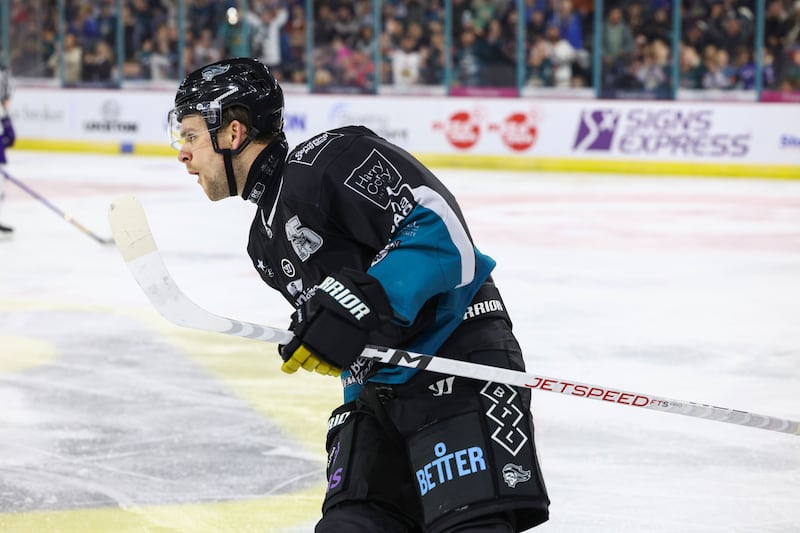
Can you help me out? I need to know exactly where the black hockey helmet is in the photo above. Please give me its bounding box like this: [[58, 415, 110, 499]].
[[168, 57, 284, 151]]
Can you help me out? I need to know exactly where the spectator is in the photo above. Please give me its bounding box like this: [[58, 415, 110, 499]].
[[636, 38, 670, 92], [761, 47, 778, 88], [48, 32, 83, 85], [639, 7, 672, 45], [383, 17, 405, 51], [194, 27, 221, 66], [135, 37, 155, 79], [701, 44, 733, 89], [419, 24, 445, 84], [314, 3, 337, 45], [82, 40, 115, 83], [679, 43, 704, 89], [391, 33, 422, 87], [603, 7, 635, 63], [602, 7, 635, 87], [472, 0, 498, 33], [248, 5, 289, 67], [332, 4, 359, 45], [71, 3, 101, 49], [683, 20, 711, 56], [353, 24, 377, 55], [285, 4, 307, 66], [780, 47, 800, 90], [217, 7, 248, 57], [97, 1, 118, 48], [716, 13, 752, 58], [732, 45, 757, 89], [354, 0, 376, 27], [121, 4, 139, 64], [341, 48, 375, 90], [453, 25, 487, 86], [482, 18, 516, 86], [764, 0, 788, 60], [129, 0, 156, 49], [543, 23, 577, 87], [188, 0, 218, 39], [549, 0, 584, 51], [785, 1, 800, 59], [526, 38, 555, 86], [528, 9, 549, 41], [626, 1, 646, 44]]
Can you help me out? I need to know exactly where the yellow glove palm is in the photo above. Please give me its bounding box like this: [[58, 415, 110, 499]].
[[280, 344, 342, 377]]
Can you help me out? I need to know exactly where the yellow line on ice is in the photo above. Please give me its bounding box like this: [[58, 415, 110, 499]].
[[0, 336, 58, 373], [0, 302, 341, 531], [0, 482, 326, 533]]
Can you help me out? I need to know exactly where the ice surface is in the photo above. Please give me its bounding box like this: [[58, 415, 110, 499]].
[[0, 151, 798, 532]]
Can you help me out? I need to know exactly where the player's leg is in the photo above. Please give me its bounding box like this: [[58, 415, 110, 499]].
[[442, 512, 516, 532], [315, 401, 424, 533], [389, 317, 550, 533]]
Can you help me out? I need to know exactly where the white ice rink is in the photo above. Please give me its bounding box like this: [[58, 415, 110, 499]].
[[0, 150, 798, 532]]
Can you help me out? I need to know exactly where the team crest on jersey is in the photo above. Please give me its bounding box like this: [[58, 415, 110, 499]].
[[345, 149, 404, 209], [285, 215, 323, 261], [288, 132, 343, 166]]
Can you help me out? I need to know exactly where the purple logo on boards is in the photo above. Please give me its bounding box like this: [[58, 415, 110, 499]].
[[573, 110, 621, 151], [572, 108, 751, 158]]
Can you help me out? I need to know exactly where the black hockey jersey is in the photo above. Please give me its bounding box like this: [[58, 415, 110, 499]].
[[247, 126, 496, 402]]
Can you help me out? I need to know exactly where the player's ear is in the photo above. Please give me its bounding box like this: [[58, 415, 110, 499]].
[[229, 120, 247, 150]]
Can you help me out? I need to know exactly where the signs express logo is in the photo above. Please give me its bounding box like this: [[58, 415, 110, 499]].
[[573, 109, 621, 151], [573, 108, 751, 157]]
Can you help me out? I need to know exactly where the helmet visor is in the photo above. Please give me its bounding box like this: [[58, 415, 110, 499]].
[[166, 100, 223, 150]]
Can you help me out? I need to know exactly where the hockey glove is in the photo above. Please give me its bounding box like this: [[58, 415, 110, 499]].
[[280, 269, 393, 377]]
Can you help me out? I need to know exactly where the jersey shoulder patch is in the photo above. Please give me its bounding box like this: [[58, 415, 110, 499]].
[[288, 131, 344, 166]]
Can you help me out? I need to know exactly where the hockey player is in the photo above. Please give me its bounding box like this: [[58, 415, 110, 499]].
[[0, 66, 15, 236], [168, 58, 549, 532]]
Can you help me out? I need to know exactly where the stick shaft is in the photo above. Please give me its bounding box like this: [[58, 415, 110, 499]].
[[1, 168, 112, 244], [109, 195, 800, 437]]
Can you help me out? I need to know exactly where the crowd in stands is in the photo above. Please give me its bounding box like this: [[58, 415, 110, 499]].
[[4, 0, 800, 94]]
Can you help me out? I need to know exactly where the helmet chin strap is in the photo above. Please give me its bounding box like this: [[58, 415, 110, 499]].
[[221, 149, 237, 197], [212, 134, 253, 197]]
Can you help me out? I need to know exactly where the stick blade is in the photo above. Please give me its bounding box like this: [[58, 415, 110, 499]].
[[108, 195, 157, 261]]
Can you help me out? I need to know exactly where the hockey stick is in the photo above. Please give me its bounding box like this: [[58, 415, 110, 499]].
[[108, 195, 800, 437], [0, 168, 114, 245]]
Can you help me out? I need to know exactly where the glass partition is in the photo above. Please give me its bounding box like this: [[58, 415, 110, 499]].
[[1, 0, 798, 100], [8, 0, 56, 81]]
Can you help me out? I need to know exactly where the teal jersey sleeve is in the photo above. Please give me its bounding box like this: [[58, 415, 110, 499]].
[[339, 185, 496, 400]]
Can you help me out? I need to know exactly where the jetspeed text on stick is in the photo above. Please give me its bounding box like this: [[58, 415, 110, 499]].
[[525, 377, 650, 407]]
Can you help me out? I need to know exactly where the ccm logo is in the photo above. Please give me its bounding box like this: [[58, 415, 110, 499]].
[[318, 276, 371, 319]]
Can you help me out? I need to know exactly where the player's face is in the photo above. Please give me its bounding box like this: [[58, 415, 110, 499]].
[[177, 114, 230, 201]]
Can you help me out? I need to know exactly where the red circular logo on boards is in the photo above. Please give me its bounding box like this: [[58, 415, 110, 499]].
[[500, 112, 538, 151], [441, 111, 480, 150]]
